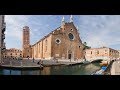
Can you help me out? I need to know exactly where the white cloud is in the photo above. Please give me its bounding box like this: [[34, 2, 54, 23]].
[[5, 15, 32, 49], [5, 15, 31, 40]]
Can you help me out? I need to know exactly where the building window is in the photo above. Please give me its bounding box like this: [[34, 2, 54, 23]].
[[79, 46, 80, 48], [16, 53, 17, 55], [28, 50, 29, 52], [39, 43, 40, 53], [97, 51, 99, 54], [91, 51, 92, 54], [11, 53, 12, 55], [45, 39, 47, 52], [55, 38, 61, 44], [68, 33, 74, 40]]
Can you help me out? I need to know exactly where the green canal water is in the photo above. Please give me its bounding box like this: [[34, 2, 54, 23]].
[[0, 62, 101, 75]]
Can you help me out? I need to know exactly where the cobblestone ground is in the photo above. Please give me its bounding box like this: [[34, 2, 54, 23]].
[[111, 60, 120, 75], [1, 58, 39, 66]]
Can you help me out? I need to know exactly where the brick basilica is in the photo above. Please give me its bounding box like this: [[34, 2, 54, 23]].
[[22, 16, 85, 60]]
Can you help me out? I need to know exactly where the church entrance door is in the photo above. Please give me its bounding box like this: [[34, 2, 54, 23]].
[[68, 54, 72, 59]]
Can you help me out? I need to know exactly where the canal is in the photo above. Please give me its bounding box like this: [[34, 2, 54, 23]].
[[0, 62, 101, 75]]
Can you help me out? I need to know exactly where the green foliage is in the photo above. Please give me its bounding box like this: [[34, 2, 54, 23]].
[[83, 42, 91, 50]]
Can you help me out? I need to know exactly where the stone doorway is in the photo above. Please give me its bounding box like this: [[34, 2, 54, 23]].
[[68, 54, 72, 59], [68, 50, 72, 60]]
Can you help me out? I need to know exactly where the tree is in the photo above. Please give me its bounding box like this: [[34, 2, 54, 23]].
[[83, 42, 91, 50], [82, 42, 91, 61]]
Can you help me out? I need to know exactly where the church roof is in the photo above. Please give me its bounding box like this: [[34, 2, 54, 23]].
[[32, 22, 75, 46]]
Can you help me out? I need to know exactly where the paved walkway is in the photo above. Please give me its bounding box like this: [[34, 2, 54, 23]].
[[111, 60, 120, 75], [0, 58, 85, 67], [39, 59, 84, 66]]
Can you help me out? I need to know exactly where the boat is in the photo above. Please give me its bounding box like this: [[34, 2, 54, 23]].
[[83, 61, 90, 64], [91, 66, 107, 75], [100, 60, 108, 66]]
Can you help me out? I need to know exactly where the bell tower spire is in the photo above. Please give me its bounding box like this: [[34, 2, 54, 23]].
[[77, 26, 79, 31], [70, 15, 73, 22], [61, 16, 65, 25]]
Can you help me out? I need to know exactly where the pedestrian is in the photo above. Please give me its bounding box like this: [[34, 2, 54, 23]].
[[37, 59, 41, 65], [37, 61, 40, 65], [56, 58, 58, 63], [40, 59, 43, 65], [33, 57, 34, 62], [28, 56, 29, 60], [53, 57, 56, 62]]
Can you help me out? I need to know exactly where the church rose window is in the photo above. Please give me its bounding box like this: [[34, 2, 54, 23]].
[[68, 33, 74, 40]]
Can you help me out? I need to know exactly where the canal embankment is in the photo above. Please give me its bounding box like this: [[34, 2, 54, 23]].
[[1, 62, 101, 75], [0, 59, 101, 70], [0, 59, 43, 70], [103, 60, 114, 75], [91, 60, 114, 75], [110, 60, 120, 75]]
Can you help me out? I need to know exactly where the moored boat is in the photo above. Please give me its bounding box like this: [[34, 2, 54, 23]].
[[100, 60, 108, 66]]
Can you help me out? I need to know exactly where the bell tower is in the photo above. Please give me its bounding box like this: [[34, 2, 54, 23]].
[[23, 26, 30, 49], [22, 26, 31, 58]]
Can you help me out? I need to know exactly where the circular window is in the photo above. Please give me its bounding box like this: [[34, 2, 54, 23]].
[[55, 39, 61, 44], [71, 28, 73, 31], [68, 33, 74, 40]]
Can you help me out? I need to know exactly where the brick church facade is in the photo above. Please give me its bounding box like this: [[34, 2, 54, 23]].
[[31, 16, 85, 60]]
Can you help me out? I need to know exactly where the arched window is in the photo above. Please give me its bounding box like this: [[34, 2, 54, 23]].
[[45, 39, 47, 52], [91, 51, 92, 54], [97, 51, 99, 54]]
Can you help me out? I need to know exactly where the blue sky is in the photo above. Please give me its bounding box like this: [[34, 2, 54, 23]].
[[5, 15, 120, 50]]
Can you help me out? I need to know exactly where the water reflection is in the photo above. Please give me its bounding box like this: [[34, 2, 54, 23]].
[[40, 67, 51, 75], [0, 63, 101, 75]]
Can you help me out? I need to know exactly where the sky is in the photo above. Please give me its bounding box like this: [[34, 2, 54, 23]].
[[5, 15, 120, 50]]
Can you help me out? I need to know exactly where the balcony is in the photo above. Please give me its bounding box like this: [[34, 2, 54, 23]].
[[2, 23, 6, 33], [2, 44, 6, 52], [2, 34, 5, 39]]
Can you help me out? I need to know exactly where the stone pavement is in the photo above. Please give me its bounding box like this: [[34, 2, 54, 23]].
[[39, 59, 84, 66], [1, 58, 39, 66], [0, 58, 85, 67], [111, 60, 120, 75]]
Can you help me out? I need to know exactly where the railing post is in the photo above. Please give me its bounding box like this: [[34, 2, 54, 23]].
[[21, 61, 23, 67], [10, 61, 12, 67]]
